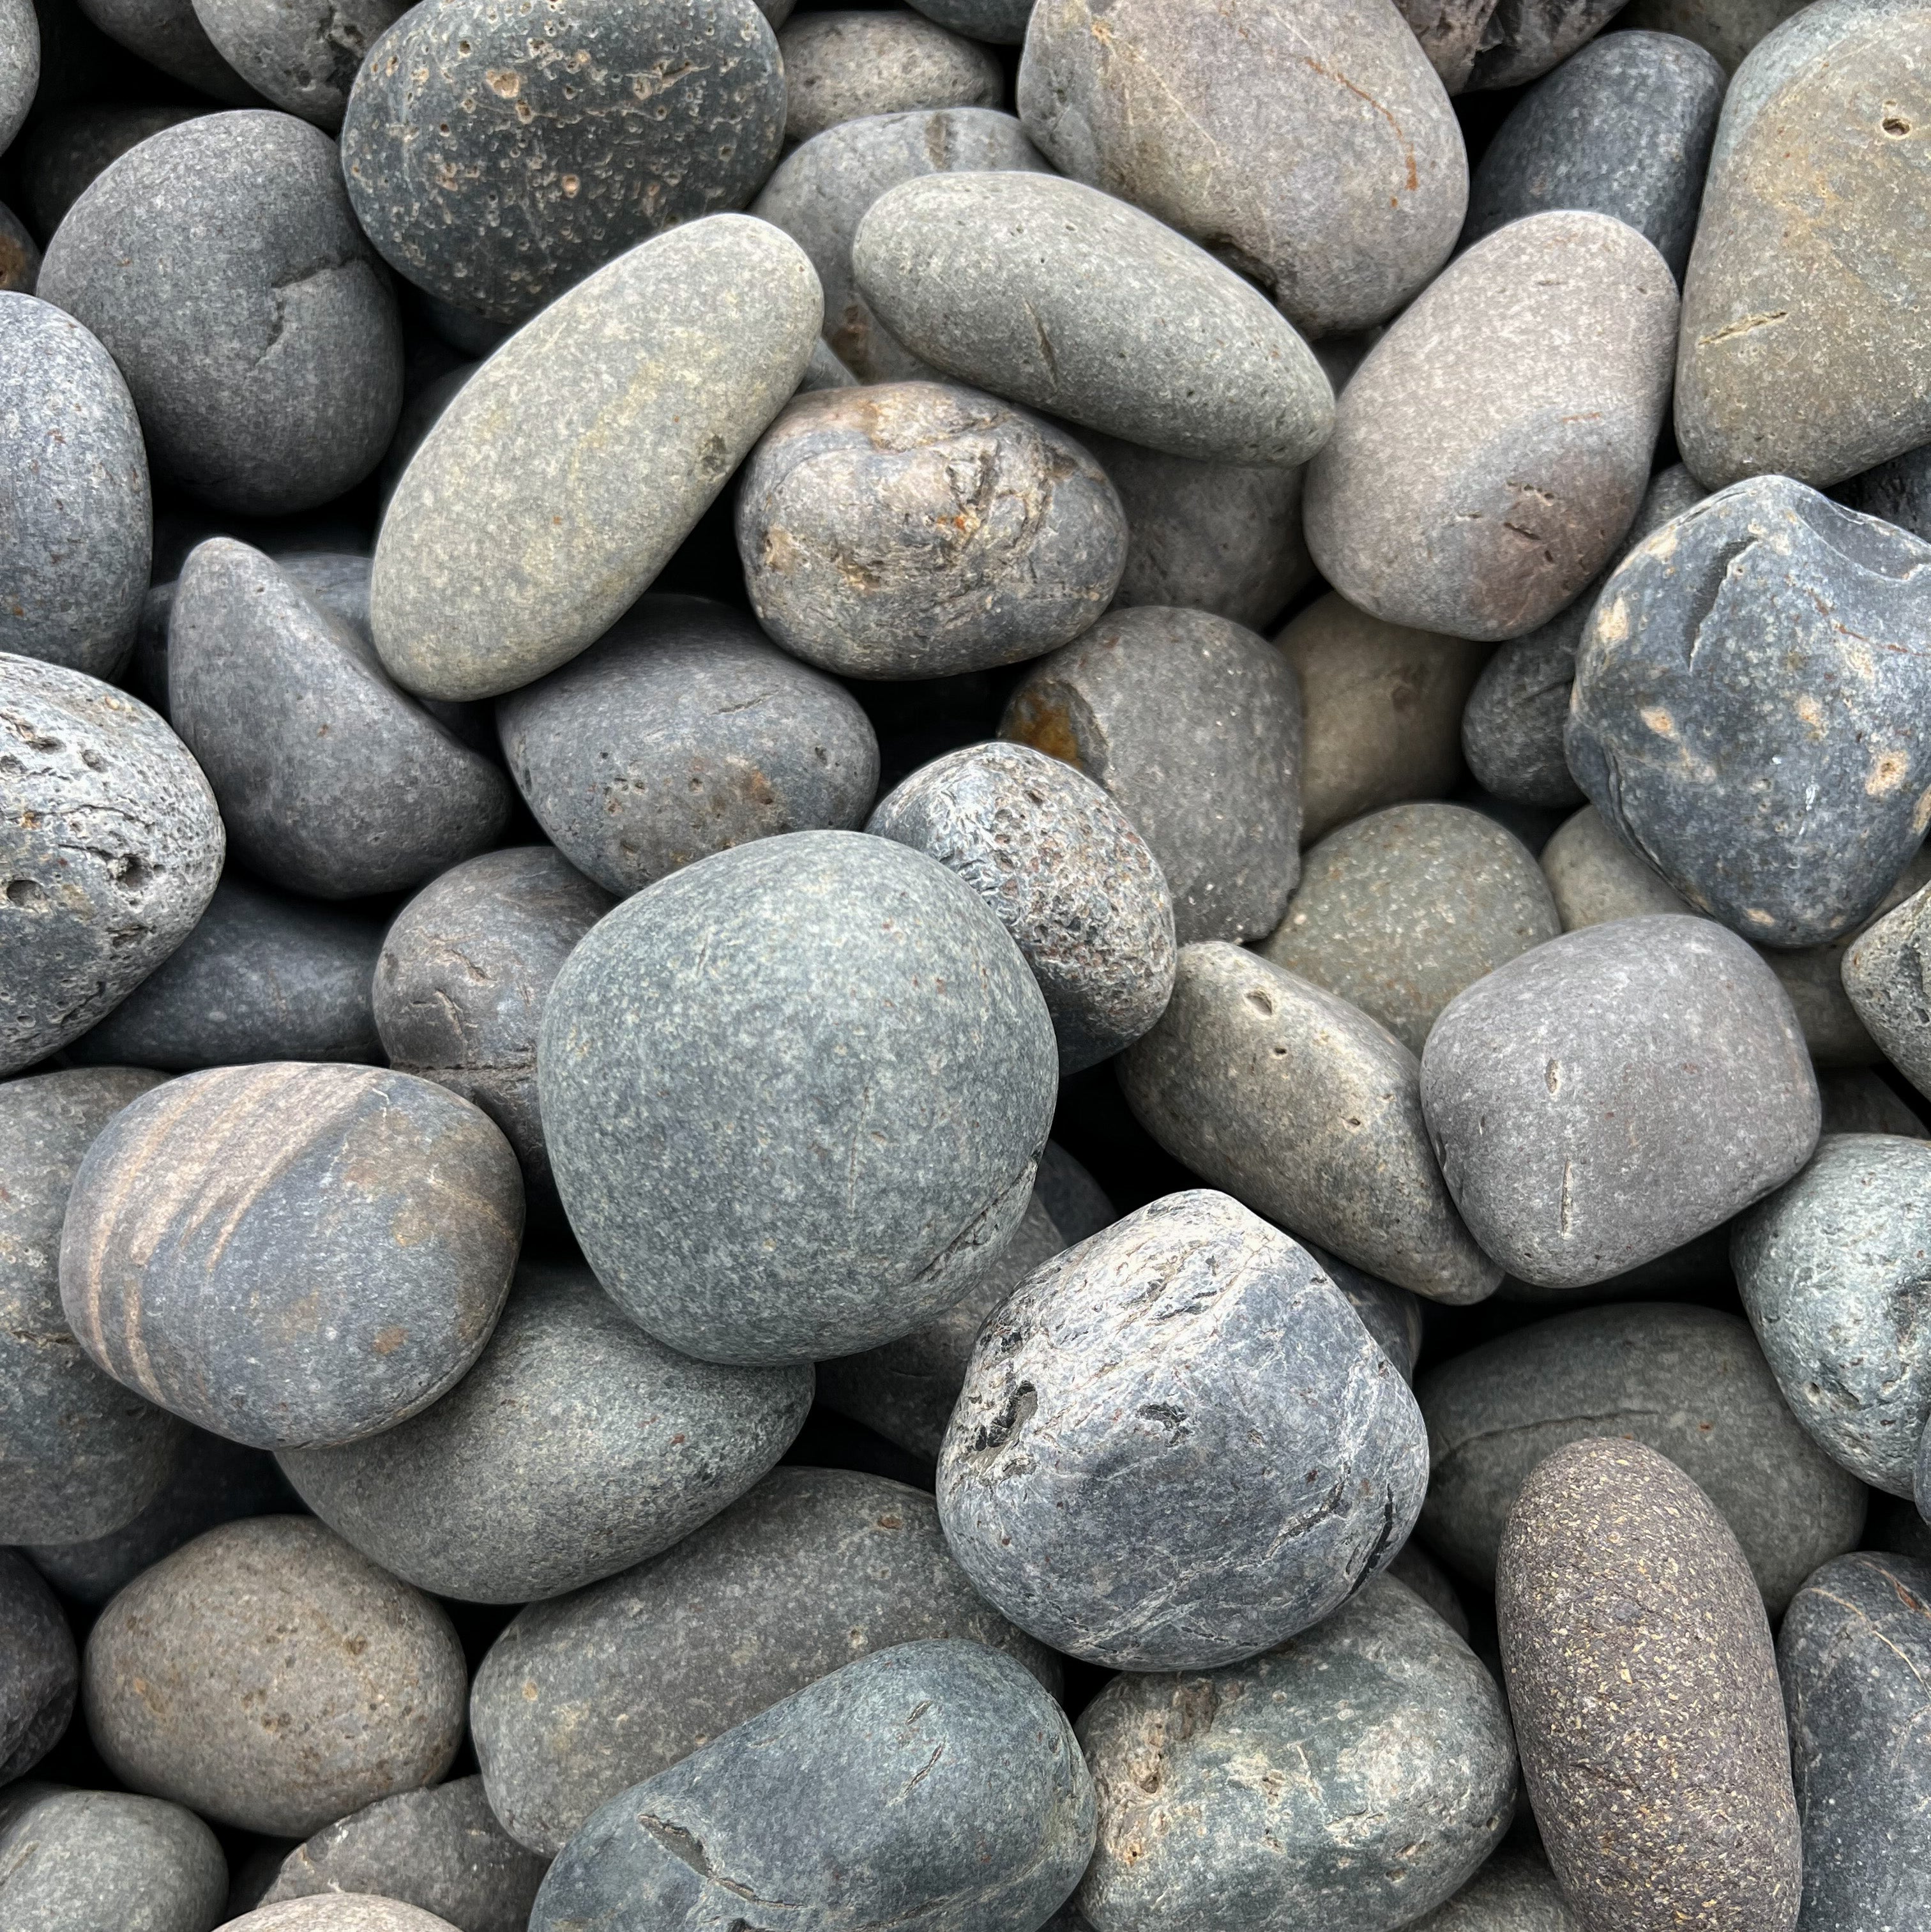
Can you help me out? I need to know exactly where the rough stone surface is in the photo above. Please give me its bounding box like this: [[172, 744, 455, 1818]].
[[190, 0, 402, 127], [1396, 0, 1626, 89], [1497, 1440, 1802, 1932], [472, 1465, 1062, 1855], [1421, 916, 1820, 1288], [37, 111, 401, 515], [0, 1783, 228, 1932], [1259, 803, 1561, 1056], [1123, 948, 1500, 1303], [1844, 873, 1931, 1096], [340, 0, 785, 326], [61, 1062, 524, 1450], [937, 1190, 1429, 1668], [867, 741, 1176, 1072], [223, 1895, 459, 1929], [1407, 1848, 1580, 1930], [10, 103, 203, 239], [1419, 1302, 1867, 1613], [1076, 1576, 1516, 1932], [1001, 606, 1303, 945], [1, 654, 224, 1074], [853, 171, 1335, 467], [371, 216, 821, 702], [0, 1555, 76, 1783], [1307, 213, 1678, 641], [780, 10, 1000, 143], [1034, 1139, 1112, 1243], [1619, 0, 1807, 69]]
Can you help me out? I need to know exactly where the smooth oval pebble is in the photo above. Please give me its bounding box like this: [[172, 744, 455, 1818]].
[[1396, 0, 1626, 90], [472, 1464, 1061, 1854], [0, 1783, 228, 1932], [1407, 1848, 1580, 1931], [779, 10, 1001, 143], [226, 1897, 459, 1930], [1075, 1576, 1515, 1932], [1123, 947, 1501, 1303], [190, 0, 402, 127], [0, 1553, 77, 1783], [372, 215, 821, 702], [1497, 1440, 1801, 1932], [852, 170, 1335, 468], [1306, 212, 1678, 641], [60, 1062, 524, 1450]]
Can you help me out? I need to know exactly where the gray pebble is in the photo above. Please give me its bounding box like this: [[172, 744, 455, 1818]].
[[1540, 803, 1698, 930], [1, 653, 224, 1074], [1617, 0, 1806, 69], [1386, 1537, 1467, 1635], [1019, 0, 1466, 339], [1306, 212, 1678, 641], [234, 1903, 460, 1929], [0, 1555, 75, 1783], [1817, 1067, 1927, 1137], [8, 103, 202, 239], [528, 1639, 1094, 1932], [379, 363, 474, 510], [1259, 803, 1562, 1057], [1419, 1302, 1866, 1613], [1310, 1243, 1427, 1381], [0, 0, 34, 155], [72, 0, 256, 98], [38, 110, 402, 515], [84, 1516, 466, 1837], [1123, 947, 1501, 1303], [0, 294, 149, 678], [1844, 872, 1931, 1097], [370, 215, 821, 702], [780, 10, 1001, 144], [1000, 605, 1303, 945], [1420, 915, 1819, 1289], [1076, 1576, 1515, 1932], [0, 1783, 227, 1932], [472, 1464, 1062, 1855], [190, 0, 404, 129], [1835, 438, 1931, 541], [539, 830, 1054, 1366], [60, 1062, 524, 1450], [867, 740, 1176, 1072], [1033, 1139, 1113, 1244], [938, 1190, 1428, 1668], [852, 169, 1335, 468], [0, 199, 37, 289], [907, 0, 1028, 40], [1407, 1848, 1580, 1931], [1395, 0, 1625, 91], [738, 382, 1127, 678], [796, 336, 854, 392], [1875, 1487, 1931, 1558]]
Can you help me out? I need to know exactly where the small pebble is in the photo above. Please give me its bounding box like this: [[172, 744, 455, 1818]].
[[0, 1553, 77, 1783], [1407, 1847, 1580, 1931], [0, 1783, 229, 1932], [778, 10, 1001, 144]]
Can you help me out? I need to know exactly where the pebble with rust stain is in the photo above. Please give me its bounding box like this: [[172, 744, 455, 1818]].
[[778, 10, 1001, 144]]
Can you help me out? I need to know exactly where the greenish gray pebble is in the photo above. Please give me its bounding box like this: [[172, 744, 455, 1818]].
[[779, 10, 1001, 144], [0, 1782, 228, 1932], [0, 1554, 76, 1783]]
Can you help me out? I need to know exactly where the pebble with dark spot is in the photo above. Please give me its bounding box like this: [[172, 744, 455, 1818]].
[[189, 0, 402, 129], [778, 10, 1001, 144], [0, 1552, 77, 1783], [0, 1783, 229, 1932]]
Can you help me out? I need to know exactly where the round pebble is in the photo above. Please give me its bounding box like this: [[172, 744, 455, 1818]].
[[0, 1783, 229, 1932], [0, 1553, 77, 1783], [779, 10, 1001, 144], [190, 0, 402, 128]]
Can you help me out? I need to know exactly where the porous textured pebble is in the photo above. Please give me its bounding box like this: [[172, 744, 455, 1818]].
[[779, 10, 1001, 144], [1395, 0, 1627, 90], [0, 1554, 77, 1782], [1123, 948, 1501, 1303], [0, 1783, 229, 1932], [190, 0, 402, 128]]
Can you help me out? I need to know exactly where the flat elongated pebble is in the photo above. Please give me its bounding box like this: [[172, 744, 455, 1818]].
[[1498, 1440, 1801, 1932], [752, 108, 1049, 383], [1, 655, 224, 1074], [341, 0, 784, 326], [1, 294, 149, 678], [72, 0, 256, 97], [372, 217, 820, 702], [938, 1191, 1428, 1668], [853, 171, 1335, 468], [529, 1640, 1093, 1932], [1034, 1139, 1112, 1243], [1275, 593, 1492, 842], [1421, 917, 1817, 1288], [1817, 1067, 1927, 1137], [867, 741, 1176, 1072], [1619, 0, 1806, 68], [1419, 1302, 1865, 1612], [0, 1555, 76, 1782], [1308, 213, 1677, 641], [738, 383, 1126, 678], [1260, 803, 1561, 1056], [60, 1062, 523, 1450], [1001, 607, 1302, 945], [1677, 0, 1931, 487], [1408, 1848, 1580, 1931], [226, 1896, 459, 1929], [1019, 0, 1465, 339], [190, 0, 401, 128], [1396, 0, 1625, 89], [259, 1777, 548, 1932], [0, 1784, 227, 1932], [1076, 1576, 1515, 1932], [780, 10, 1000, 144], [10, 104, 202, 238], [38, 112, 401, 514], [540, 831, 1054, 1366], [1844, 874, 1931, 1095], [1123, 948, 1500, 1303], [473, 1466, 1061, 1854]]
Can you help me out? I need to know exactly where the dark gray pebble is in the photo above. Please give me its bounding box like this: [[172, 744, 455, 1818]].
[[1397, 0, 1626, 91], [1836, 437, 1931, 542], [72, 0, 255, 97], [0, 1554, 76, 1783], [379, 363, 474, 508], [8, 103, 202, 239], [778, 10, 1001, 144], [905, 0, 1029, 40], [1386, 1537, 1467, 1636], [0, 1782, 229, 1932], [1617, 0, 1803, 70], [1817, 1067, 1927, 1137], [1407, 1847, 1580, 1930], [189, 0, 404, 129], [1309, 1242, 1426, 1381], [1033, 1139, 1112, 1244], [0, 199, 38, 289]]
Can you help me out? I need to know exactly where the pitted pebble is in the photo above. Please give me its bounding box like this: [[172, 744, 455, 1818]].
[[190, 0, 403, 128]]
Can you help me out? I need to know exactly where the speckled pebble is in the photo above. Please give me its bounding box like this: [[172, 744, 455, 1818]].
[[0, 0, 36, 153], [190, 0, 404, 128], [0, 1554, 77, 1783], [779, 10, 1001, 144], [0, 1783, 229, 1932], [1407, 1848, 1580, 1931]]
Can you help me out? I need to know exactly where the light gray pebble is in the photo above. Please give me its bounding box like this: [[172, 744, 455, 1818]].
[[189, 0, 404, 129], [1540, 802, 1697, 930], [1033, 1139, 1113, 1244], [72, 0, 257, 98], [229, 1899, 460, 1930], [0, 1783, 228, 1932], [779, 10, 1001, 144], [0, 1555, 75, 1783]]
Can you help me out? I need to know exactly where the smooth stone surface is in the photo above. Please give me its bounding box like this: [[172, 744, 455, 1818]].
[[70, 0, 256, 96], [191, 0, 402, 128], [1019, 0, 1465, 339], [0, 0, 34, 154], [0, 1783, 227, 1932], [529, 1640, 1093, 1932], [1123, 947, 1501, 1303], [0, 1556, 75, 1783], [1397, 0, 1626, 90], [1817, 1067, 1927, 1137], [1275, 592, 1492, 843], [1, 294, 149, 678], [1313, 1243, 1427, 1382], [1407, 1848, 1581, 1931], [1422, 916, 1819, 1288], [1734, 1132, 1931, 1493], [907, 0, 1028, 38], [1845, 874, 1931, 1095], [230, 1901, 459, 1931], [1034, 1138, 1113, 1244], [372, 216, 820, 703], [1075, 1576, 1515, 1932], [1540, 803, 1698, 929], [1419, 1302, 1867, 1613], [38, 111, 401, 515], [867, 741, 1176, 1072], [738, 381, 1127, 678], [1308, 213, 1677, 642], [938, 1190, 1429, 1668], [1259, 803, 1561, 1056], [341, 0, 784, 326], [472, 1465, 1062, 1855], [9, 103, 202, 239], [1676, 0, 1931, 488], [61, 1062, 523, 1450], [0, 654, 224, 1074], [0, 1067, 184, 1546], [1498, 1440, 1801, 1932], [752, 108, 1050, 384], [259, 1777, 548, 1932], [853, 170, 1335, 468], [780, 10, 1000, 143], [1001, 605, 1303, 945], [1619, 0, 1807, 68]]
